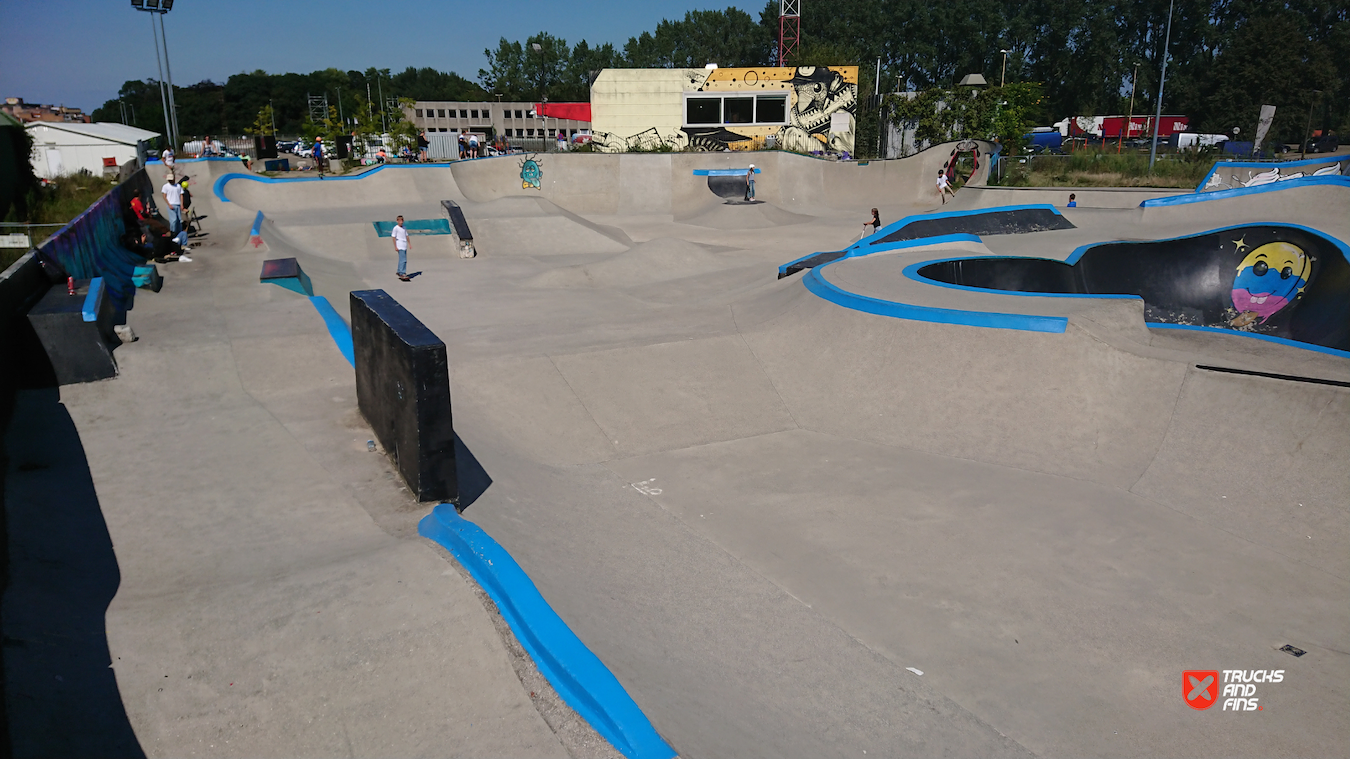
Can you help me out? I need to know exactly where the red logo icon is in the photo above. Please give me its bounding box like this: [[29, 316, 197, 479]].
[[1185, 670, 1220, 710]]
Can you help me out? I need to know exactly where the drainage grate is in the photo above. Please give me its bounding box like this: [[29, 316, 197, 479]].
[[1279, 644, 1307, 657]]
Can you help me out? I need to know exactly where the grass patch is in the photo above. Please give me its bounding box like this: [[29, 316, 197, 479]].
[[2, 173, 119, 272], [1000, 149, 1219, 188]]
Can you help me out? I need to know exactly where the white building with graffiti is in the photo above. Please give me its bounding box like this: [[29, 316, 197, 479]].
[[589, 66, 857, 155]]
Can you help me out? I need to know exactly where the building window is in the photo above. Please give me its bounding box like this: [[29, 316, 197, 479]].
[[460, 109, 468, 118], [514, 110, 523, 119], [683, 94, 789, 126], [756, 95, 787, 124], [686, 97, 721, 125], [515, 129, 523, 137], [437, 109, 446, 118], [527, 129, 535, 137], [415, 109, 423, 117], [470, 109, 478, 119], [525, 110, 534, 119], [723, 97, 754, 124]]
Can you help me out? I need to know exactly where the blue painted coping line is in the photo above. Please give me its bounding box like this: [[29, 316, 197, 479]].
[[901, 256, 1140, 300], [895, 224, 1350, 358], [250, 210, 264, 238], [692, 168, 760, 176], [777, 204, 1066, 276], [419, 504, 676, 759], [1195, 155, 1350, 192], [213, 163, 453, 203], [81, 277, 104, 322], [805, 256, 1068, 334], [1064, 222, 1350, 267], [307, 296, 355, 367], [298, 287, 673, 758], [1143, 174, 1350, 207]]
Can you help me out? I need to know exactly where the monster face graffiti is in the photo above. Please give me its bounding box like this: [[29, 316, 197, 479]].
[[519, 155, 542, 190], [1231, 242, 1310, 324]]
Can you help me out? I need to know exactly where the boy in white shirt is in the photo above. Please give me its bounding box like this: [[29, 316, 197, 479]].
[[392, 215, 410, 281], [936, 170, 954, 204], [159, 173, 192, 260]]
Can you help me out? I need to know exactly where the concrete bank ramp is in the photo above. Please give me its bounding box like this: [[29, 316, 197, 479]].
[[674, 200, 812, 229], [468, 196, 631, 256], [444, 142, 993, 218], [526, 237, 744, 288]]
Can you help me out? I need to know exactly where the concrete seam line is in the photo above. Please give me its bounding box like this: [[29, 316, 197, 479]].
[[307, 296, 355, 367], [418, 504, 677, 759]]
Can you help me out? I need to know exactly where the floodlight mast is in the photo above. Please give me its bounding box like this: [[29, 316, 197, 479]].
[[779, 0, 800, 67], [131, 0, 180, 150]]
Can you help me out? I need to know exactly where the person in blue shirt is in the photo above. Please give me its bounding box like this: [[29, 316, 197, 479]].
[[312, 140, 324, 177], [1067, 193, 1077, 207]]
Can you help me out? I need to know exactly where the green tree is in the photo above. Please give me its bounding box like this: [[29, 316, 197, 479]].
[[244, 104, 275, 136], [623, 8, 769, 68], [387, 97, 420, 154]]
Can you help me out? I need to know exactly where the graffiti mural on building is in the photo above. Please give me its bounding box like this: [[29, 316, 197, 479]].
[[596, 66, 858, 155]]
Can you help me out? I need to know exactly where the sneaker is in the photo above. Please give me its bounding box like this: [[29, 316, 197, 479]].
[[398, 275, 411, 282], [178, 254, 193, 262]]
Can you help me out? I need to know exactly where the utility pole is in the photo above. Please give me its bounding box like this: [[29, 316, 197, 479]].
[[1148, 0, 1175, 171], [1000, 49, 1010, 88], [377, 76, 387, 133], [269, 98, 276, 136], [1302, 91, 1322, 160], [1119, 62, 1140, 154]]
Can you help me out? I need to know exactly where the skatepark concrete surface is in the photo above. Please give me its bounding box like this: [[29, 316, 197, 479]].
[[8, 146, 1346, 757]]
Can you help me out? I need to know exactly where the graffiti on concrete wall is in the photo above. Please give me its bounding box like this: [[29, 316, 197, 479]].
[[519, 154, 542, 189], [1200, 157, 1349, 192], [596, 66, 858, 155]]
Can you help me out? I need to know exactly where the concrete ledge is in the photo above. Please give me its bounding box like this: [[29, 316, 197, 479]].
[[351, 289, 457, 502]]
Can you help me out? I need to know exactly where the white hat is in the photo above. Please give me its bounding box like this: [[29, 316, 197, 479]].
[[748, 163, 755, 168]]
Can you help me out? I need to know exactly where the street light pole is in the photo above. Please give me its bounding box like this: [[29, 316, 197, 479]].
[[1148, 0, 1175, 171], [158, 11, 180, 149], [1000, 49, 1010, 88], [1302, 90, 1322, 160], [147, 12, 172, 148], [1119, 62, 1140, 154]]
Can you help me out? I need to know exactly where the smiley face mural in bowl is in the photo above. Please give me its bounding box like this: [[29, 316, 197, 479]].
[[1230, 242, 1312, 326]]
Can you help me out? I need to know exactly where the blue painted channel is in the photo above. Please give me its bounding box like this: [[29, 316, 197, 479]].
[[419, 505, 676, 759], [307, 296, 355, 367], [300, 289, 674, 757], [214, 163, 455, 203]]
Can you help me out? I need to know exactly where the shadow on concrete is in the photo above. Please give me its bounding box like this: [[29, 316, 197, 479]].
[[1, 388, 144, 758], [453, 433, 492, 513]]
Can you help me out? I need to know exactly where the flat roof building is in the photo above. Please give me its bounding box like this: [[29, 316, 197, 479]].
[[405, 101, 590, 141]]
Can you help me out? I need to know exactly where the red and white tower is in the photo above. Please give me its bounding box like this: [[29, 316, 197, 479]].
[[779, 0, 801, 68]]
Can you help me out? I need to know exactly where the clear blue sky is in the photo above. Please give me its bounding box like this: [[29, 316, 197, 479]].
[[0, 0, 760, 112]]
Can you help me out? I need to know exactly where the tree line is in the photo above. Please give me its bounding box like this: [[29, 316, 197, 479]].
[[94, 1, 1346, 146]]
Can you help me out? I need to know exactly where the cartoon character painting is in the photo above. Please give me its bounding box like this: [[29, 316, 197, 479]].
[[1230, 241, 1311, 324], [520, 155, 541, 190]]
